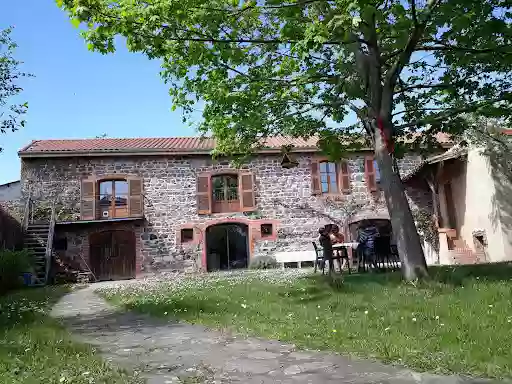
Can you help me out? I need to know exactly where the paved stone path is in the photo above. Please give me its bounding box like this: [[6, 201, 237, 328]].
[[51, 285, 498, 384]]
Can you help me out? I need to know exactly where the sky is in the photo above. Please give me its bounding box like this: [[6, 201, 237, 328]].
[[0, 0, 199, 184]]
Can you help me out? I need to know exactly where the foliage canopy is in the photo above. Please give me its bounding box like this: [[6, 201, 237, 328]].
[[0, 28, 30, 150], [58, 0, 512, 156]]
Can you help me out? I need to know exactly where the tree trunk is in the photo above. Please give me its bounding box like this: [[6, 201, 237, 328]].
[[373, 121, 429, 281]]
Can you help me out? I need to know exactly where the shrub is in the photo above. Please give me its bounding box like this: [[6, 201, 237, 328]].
[[0, 249, 33, 293], [249, 255, 278, 270]]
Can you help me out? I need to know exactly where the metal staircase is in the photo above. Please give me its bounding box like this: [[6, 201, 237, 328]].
[[22, 196, 56, 286]]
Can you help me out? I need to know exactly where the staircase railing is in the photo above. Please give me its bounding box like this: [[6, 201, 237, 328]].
[[44, 204, 56, 284], [21, 193, 32, 231]]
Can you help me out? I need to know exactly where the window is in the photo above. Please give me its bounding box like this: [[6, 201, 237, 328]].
[[212, 175, 239, 202], [365, 157, 378, 192], [319, 161, 338, 194], [260, 223, 273, 237], [80, 176, 143, 221], [374, 160, 381, 183], [197, 172, 256, 214], [311, 159, 350, 195], [99, 180, 129, 219], [180, 228, 194, 243], [211, 174, 239, 214], [53, 237, 67, 251]]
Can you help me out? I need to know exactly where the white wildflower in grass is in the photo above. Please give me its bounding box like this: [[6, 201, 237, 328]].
[[315, 316, 319, 320], [412, 317, 417, 322], [332, 329, 337, 333], [435, 316, 440, 320], [163, 312, 168, 315], [364, 310, 369, 315], [489, 304, 493, 308], [241, 304, 247, 309], [384, 327, 391, 331]]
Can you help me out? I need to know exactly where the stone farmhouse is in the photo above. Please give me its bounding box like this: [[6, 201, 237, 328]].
[[4, 132, 506, 283]]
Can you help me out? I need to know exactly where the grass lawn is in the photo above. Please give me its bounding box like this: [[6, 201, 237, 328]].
[[99, 265, 512, 379], [0, 286, 142, 384]]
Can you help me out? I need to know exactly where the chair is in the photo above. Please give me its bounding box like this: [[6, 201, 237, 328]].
[[375, 236, 391, 269], [312, 242, 326, 274], [390, 244, 400, 270], [312, 241, 343, 275]]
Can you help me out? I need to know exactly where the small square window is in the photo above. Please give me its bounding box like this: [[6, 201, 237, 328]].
[[54, 237, 67, 251], [180, 228, 194, 243], [261, 224, 273, 237]]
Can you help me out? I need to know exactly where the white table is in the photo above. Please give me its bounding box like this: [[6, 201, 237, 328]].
[[333, 242, 359, 250]]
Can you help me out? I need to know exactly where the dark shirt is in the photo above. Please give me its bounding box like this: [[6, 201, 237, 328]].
[[318, 233, 333, 259], [357, 226, 379, 249]]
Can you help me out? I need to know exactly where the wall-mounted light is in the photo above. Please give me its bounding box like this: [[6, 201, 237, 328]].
[[280, 144, 298, 169]]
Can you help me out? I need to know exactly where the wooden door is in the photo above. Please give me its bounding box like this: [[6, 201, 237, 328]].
[[89, 230, 135, 281]]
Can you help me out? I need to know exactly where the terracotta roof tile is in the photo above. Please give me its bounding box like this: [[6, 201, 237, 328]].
[[18, 136, 318, 155], [18, 133, 452, 156]]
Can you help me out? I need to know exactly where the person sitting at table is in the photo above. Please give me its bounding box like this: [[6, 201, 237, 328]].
[[318, 226, 335, 274], [356, 220, 379, 271], [329, 224, 345, 244], [330, 224, 348, 270]]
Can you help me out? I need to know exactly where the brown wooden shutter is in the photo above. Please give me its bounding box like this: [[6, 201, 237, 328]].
[[80, 179, 96, 220], [196, 173, 212, 214], [311, 160, 321, 195], [365, 157, 377, 192], [239, 172, 256, 212], [340, 160, 351, 193], [128, 177, 144, 217]]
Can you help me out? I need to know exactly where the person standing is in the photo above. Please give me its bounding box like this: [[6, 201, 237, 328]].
[[357, 220, 379, 271]]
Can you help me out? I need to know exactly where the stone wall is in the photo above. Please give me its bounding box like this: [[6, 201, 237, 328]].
[[0, 200, 23, 249], [53, 221, 144, 277], [21, 152, 430, 271]]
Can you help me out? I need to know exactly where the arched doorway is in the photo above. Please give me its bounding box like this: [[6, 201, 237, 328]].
[[89, 230, 136, 281], [205, 223, 249, 271]]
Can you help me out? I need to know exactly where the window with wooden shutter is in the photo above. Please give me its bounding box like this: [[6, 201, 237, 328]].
[[310, 160, 321, 195], [196, 173, 212, 214], [128, 177, 143, 217], [239, 172, 256, 212], [318, 161, 338, 194], [365, 157, 377, 192], [80, 179, 96, 220], [340, 160, 351, 193]]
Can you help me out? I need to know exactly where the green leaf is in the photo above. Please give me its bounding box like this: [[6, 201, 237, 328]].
[[70, 18, 80, 28]]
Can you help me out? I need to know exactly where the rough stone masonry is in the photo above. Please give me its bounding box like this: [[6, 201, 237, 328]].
[[18, 151, 430, 273]]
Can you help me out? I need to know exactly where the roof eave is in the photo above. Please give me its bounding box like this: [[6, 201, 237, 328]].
[[17, 141, 453, 159], [18, 147, 322, 158]]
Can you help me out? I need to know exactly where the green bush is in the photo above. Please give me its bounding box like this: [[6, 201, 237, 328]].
[[249, 255, 278, 270], [0, 249, 33, 293]]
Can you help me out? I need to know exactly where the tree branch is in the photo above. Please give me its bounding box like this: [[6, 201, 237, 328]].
[[392, 107, 446, 117], [409, 0, 418, 27], [416, 42, 512, 54], [394, 99, 504, 129], [381, 0, 441, 117], [395, 82, 452, 93]]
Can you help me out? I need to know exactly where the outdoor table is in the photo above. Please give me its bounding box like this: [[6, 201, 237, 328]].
[[333, 242, 359, 249], [332, 243, 359, 273]]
